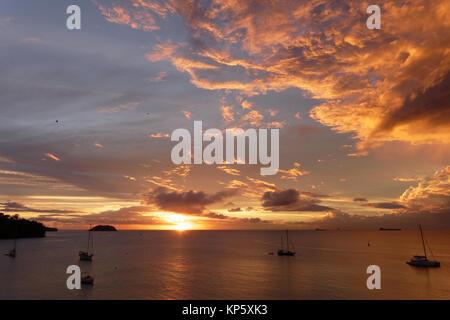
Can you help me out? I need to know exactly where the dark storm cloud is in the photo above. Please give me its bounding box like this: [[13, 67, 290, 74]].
[[143, 187, 237, 214], [262, 189, 298, 207], [262, 189, 333, 212], [374, 72, 450, 134]]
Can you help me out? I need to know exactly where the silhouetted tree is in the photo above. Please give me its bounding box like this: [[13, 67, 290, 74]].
[[0, 213, 46, 239]]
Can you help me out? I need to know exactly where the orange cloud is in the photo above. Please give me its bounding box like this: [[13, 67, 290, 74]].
[[45, 153, 61, 161], [268, 109, 278, 116], [95, 0, 450, 152], [217, 166, 240, 176], [163, 165, 191, 177], [278, 162, 310, 181], [182, 110, 192, 119], [94, 0, 173, 31], [221, 105, 234, 123], [149, 133, 170, 138], [97, 101, 140, 113], [398, 165, 450, 214], [149, 71, 168, 83], [241, 110, 264, 127], [145, 176, 179, 191], [241, 100, 253, 109]]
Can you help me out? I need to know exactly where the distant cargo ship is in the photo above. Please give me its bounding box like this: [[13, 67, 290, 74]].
[[379, 228, 401, 231]]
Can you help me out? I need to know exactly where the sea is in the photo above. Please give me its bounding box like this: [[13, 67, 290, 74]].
[[1, 230, 449, 299]]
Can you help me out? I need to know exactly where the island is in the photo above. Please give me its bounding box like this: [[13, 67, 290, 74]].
[[44, 227, 58, 232], [0, 213, 47, 239], [89, 225, 117, 231]]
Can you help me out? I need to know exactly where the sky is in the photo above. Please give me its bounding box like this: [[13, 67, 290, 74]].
[[0, 0, 449, 230]]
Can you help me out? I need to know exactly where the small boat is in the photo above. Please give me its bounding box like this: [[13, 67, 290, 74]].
[[79, 251, 93, 261], [81, 275, 94, 285], [79, 226, 94, 261], [277, 230, 296, 256], [5, 237, 17, 258], [406, 225, 440, 268], [5, 248, 16, 258]]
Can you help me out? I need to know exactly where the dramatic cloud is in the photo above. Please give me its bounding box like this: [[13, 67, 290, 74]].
[[398, 165, 450, 214], [262, 189, 333, 212], [296, 165, 450, 229], [143, 187, 236, 214], [96, 0, 450, 151], [94, 0, 173, 31]]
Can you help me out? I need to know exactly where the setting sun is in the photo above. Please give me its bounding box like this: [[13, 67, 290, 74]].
[[174, 222, 191, 231], [163, 213, 194, 231]]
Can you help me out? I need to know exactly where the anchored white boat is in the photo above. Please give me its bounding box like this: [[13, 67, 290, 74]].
[[406, 225, 440, 268]]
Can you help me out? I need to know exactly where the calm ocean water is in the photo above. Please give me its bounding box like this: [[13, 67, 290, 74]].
[[1, 230, 450, 299]]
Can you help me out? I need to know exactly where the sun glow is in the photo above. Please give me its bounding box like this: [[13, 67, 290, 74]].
[[164, 213, 193, 231], [174, 222, 191, 231]]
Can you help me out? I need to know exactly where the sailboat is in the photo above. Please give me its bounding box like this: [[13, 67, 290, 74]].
[[5, 239, 16, 258], [406, 225, 440, 268], [81, 273, 94, 285], [278, 230, 296, 256], [79, 226, 94, 261], [5, 222, 18, 258]]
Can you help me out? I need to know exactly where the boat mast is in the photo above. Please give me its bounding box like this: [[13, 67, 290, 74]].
[[419, 224, 427, 258], [14, 220, 17, 250], [286, 230, 289, 251], [87, 225, 91, 253]]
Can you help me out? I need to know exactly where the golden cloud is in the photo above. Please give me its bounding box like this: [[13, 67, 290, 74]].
[[95, 0, 450, 151]]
